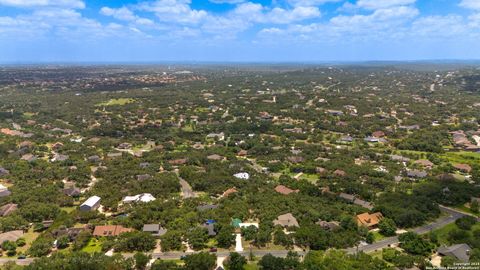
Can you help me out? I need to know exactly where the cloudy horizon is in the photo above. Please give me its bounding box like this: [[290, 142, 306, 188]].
[[1, 0, 480, 62]]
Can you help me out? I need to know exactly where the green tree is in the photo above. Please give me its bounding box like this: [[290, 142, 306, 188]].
[[224, 252, 247, 270], [378, 218, 397, 236], [28, 237, 53, 257], [183, 252, 216, 270], [115, 232, 156, 252], [134, 252, 151, 270], [56, 235, 69, 249], [471, 200, 479, 214], [160, 231, 183, 252], [216, 226, 235, 249], [455, 216, 476, 230], [398, 232, 434, 256], [441, 255, 459, 267]]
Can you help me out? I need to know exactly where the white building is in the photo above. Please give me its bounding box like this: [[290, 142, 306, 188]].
[[79, 196, 101, 211], [122, 193, 156, 204], [233, 172, 250, 180]]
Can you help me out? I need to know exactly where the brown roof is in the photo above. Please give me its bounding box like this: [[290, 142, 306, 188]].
[[372, 131, 385, 138], [356, 212, 383, 228], [237, 150, 248, 156], [93, 225, 133, 237], [0, 203, 18, 217], [273, 213, 299, 228], [334, 169, 346, 177], [287, 156, 304, 163], [414, 159, 434, 167], [274, 185, 299, 195], [222, 188, 238, 197], [168, 158, 188, 165], [454, 163, 472, 173]]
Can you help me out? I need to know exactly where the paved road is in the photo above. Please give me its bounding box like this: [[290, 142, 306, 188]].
[[0, 258, 35, 266], [152, 249, 307, 260], [0, 205, 470, 265], [346, 205, 467, 254]]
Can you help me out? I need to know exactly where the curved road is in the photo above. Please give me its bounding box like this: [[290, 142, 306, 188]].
[[346, 205, 471, 254]]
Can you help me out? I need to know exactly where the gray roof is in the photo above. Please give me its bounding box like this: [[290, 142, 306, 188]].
[[0, 167, 9, 176], [407, 170, 428, 178], [0, 189, 11, 198], [204, 223, 216, 236], [143, 224, 167, 236], [438, 244, 472, 262], [339, 193, 355, 202]]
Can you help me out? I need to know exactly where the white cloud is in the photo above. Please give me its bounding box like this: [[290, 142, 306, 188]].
[[139, 0, 208, 24], [460, 0, 480, 10], [209, 0, 244, 4], [100, 7, 136, 21], [231, 2, 320, 24], [287, 0, 341, 7], [100, 6, 155, 26], [0, 0, 84, 9], [355, 0, 416, 10]]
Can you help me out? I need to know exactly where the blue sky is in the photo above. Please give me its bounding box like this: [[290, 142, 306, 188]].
[[1, 0, 480, 63]]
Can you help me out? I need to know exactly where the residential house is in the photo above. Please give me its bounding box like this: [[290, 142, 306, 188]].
[[438, 244, 472, 262], [88, 155, 101, 163], [390, 155, 410, 162], [21, 154, 37, 162], [406, 169, 428, 179], [206, 132, 225, 141], [222, 188, 238, 197], [122, 193, 156, 204], [414, 159, 434, 169], [0, 167, 9, 176], [237, 150, 248, 157], [0, 230, 24, 243], [233, 172, 250, 180], [143, 224, 167, 236], [169, 158, 188, 166], [454, 164, 472, 173], [273, 213, 299, 228], [0, 203, 17, 217], [275, 185, 299, 195], [334, 169, 347, 177], [107, 152, 122, 159], [79, 196, 101, 211], [372, 131, 385, 138], [356, 212, 383, 229], [0, 184, 11, 198], [315, 220, 340, 231], [93, 225, 133, 237], [207, 154, 225, 161], [63, 187, 81, 197], [339, 193, 374, 210], [136, 174, 152, 181], [287, 156, 304, 164], [204, 222, 216, 236]]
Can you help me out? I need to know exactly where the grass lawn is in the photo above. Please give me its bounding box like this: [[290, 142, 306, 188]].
[[372, 231, 387, 242], [61, 206, 77, 214], [443, 151, 480, 164], [96, 98, 135, 106], [456, 205, 480, 217], [16, 228, 40, 254], [433, 222, 480, 246], [81, 238, 103, 253], [244, 262, 260, 270]]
